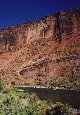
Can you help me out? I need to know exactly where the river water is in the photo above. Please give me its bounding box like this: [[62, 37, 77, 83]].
[[16, 87, 80, 109]]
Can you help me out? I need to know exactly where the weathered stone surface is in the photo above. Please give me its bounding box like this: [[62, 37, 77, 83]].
[[0, 8, 80, 86]]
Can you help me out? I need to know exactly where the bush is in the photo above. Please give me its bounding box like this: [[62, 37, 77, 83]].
[[46, 102, 72, 115], [0, 80, 4, 91]]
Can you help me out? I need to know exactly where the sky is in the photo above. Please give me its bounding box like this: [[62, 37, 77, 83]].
[[0, 0, 80, 29]]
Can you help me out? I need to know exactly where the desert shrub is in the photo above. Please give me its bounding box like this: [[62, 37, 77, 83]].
[[0, 80, 4, 91], [46, 102, 72, 115]]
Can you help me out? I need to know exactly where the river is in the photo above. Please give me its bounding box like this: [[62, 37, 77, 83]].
[[16, 87, 80, 109]]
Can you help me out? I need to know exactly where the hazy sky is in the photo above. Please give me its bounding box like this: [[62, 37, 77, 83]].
[[0, 0, 80, 29]]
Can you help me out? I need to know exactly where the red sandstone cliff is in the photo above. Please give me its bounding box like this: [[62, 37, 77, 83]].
[[0, 8, 80, 86]]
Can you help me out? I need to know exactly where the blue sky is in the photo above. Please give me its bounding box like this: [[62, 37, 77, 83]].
[[0, 0, 80, 29]]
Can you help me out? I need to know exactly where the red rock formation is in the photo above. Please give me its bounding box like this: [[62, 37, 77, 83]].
[[0, 8, 80, 86]]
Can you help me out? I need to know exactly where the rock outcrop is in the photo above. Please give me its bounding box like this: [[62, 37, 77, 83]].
[[0, 8, 80, 86]]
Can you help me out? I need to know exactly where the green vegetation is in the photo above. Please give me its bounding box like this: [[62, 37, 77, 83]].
[[0, 80, 73, 115], [0, 80, 4, 91], [0, 86, 73, 115], [46, 102, 72, 115], [48, 76, 80, 90]]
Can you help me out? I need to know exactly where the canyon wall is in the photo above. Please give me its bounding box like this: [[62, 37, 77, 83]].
[[0, 8, 80, 86]]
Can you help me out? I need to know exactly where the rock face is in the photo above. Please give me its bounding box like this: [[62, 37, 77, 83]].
[[0, 8, 80, 86]]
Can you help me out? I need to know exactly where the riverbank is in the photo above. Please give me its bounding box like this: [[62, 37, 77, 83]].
[[14, 85, 80, 91]]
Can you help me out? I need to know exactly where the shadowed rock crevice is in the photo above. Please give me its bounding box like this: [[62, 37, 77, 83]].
[[54, 12, 73, 42]]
